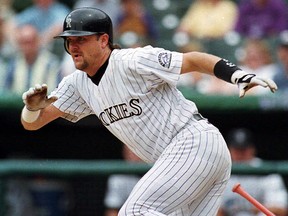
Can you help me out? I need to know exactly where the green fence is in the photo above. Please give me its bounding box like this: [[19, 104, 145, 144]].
[[1, 159, 288, 176]]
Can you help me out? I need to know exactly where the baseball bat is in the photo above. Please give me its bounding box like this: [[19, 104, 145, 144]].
[[232, 183, 275, 216]]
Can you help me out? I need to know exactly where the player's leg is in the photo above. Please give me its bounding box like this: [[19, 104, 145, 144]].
[[166, 175, 229, 216], [118, 128, 231, 216], [180, 167, 230, 215]]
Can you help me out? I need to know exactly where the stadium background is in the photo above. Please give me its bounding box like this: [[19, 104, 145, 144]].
[[1, 0, 288, 215]]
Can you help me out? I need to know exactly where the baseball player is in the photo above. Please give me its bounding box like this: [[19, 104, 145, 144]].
[[20, 8, 277, 216]]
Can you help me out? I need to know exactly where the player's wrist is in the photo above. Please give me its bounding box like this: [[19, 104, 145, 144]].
[[25, 104, 41, 111], [21, 106, 40, 123], [214, 59, 242, 83]]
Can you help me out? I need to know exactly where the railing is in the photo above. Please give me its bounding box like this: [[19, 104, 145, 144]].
[[0, 159, 288, 176]]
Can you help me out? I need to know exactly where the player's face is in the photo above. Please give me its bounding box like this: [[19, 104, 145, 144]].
[[66, 35, 108, 75], [229, 147, 255, 162]]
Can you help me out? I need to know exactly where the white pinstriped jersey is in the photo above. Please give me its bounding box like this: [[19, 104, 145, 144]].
[[51, 46, 216, 163]]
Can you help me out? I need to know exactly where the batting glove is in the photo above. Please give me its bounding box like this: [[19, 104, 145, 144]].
[[22, 84, 58, 111], [231, 70, 278, 98]]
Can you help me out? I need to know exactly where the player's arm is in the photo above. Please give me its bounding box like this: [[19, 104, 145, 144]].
[[181, 51, 221, 75], [21, 84, 64, 131], [181, 51, 277, 97]]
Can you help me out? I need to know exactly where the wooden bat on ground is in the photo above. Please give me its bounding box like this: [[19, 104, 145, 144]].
[[232, 183, 275, 216]]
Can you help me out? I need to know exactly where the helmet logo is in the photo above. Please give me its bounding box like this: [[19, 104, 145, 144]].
[[66, 15, 72, 29]]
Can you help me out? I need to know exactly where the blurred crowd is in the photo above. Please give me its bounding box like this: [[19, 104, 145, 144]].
[[0, 0, 288, 98]]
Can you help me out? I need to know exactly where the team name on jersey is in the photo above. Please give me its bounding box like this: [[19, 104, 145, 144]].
[[99, 98, 142, 126]]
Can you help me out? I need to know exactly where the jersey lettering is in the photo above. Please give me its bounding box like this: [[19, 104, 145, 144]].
[[129, 98, 142, 115], [98, 98, 143, 126]]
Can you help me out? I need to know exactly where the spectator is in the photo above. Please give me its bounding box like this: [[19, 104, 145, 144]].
[[237, 38, 278, 95], [114, 0, 158, 48], [104, 144, 143, 216], [73, 0, 121, 25], [0, 15, 14, 60], [5, 177, 72, 216], [273, 31, 288, 92], [234, 0, 288, 39], [0, 0, 14, 21], [177, 0, 238, 40], [6, 0, 69, 52], [218, 128, 288, 216], [0, 13, 16, 91], [5, 178, 35, 216], [4, 25, 61, 95]]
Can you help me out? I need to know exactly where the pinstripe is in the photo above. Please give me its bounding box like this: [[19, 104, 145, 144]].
[[119, 128, 230, 216], [107, 50, 181, 160], [187, 133, 223, 215], [50, 46, 231, 215], [102, 52, 171, 158]]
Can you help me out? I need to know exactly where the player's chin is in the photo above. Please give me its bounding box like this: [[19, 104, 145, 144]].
[[75, 62, 88, 71]]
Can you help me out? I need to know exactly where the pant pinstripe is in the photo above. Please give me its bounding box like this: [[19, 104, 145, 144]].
[[119, 127, 232, 216]]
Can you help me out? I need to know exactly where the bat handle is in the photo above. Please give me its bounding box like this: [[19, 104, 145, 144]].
[[232, 183, 276, 216]]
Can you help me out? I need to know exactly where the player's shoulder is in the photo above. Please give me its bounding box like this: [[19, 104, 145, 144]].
[[53, 70, 89, 97], [111, 46, 180, 67], [111, 46, 166, 59]]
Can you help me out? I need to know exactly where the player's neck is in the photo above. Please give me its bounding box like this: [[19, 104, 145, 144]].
[[87, 48, 112, 76]]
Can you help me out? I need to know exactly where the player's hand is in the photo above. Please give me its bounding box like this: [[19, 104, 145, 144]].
[[22, 84, 58, 111], [231, 70, 278, 98]]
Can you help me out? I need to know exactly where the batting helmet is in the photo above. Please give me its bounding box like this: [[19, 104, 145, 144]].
[[55, 7, 113, 53]]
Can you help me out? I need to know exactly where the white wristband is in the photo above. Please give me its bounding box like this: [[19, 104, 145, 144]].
[[21, 106, 40, 123]]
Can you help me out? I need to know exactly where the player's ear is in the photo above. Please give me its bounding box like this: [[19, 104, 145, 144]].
[[99, 34, 109, 48]]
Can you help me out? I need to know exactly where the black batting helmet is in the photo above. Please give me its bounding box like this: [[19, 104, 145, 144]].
[[54, 7, 113, 53]]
